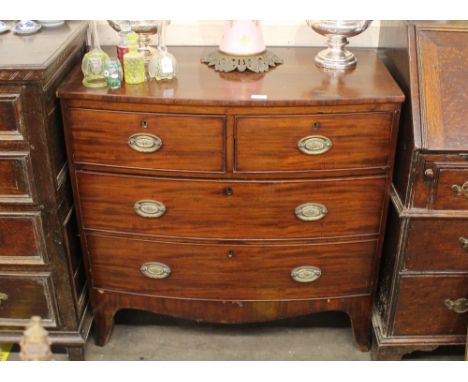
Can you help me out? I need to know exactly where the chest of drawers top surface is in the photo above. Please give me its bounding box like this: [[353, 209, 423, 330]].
[[58, 47, 403, 107]]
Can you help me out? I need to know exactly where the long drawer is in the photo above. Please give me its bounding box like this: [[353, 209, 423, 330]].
[[68, 108, 226, 173], [87, 233, 377, 300], [235, 112, 393, 173], [0, 273, 57, 327], [393, 275, 468, 336], [77, 171, 387, 240], [405, 218, 468, 272]]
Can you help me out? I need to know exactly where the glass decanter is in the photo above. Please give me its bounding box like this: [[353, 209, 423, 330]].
[[81, 21, 109, 88], [148, 20, 177, 81]]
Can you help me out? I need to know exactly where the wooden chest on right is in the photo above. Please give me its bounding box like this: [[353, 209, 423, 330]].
[[373, 21, 468, 360]]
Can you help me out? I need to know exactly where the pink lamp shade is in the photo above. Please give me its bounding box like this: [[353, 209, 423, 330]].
[[219, 21, 266, 56]]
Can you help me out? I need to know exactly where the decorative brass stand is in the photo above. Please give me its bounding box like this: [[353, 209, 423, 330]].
[[201, 50, 283, 73]]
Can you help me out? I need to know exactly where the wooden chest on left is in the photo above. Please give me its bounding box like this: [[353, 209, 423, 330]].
[[0, 21, 91, 360]]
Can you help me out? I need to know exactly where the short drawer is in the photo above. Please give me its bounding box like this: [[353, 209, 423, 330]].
[[234, 112, 393, 173], [68, 108, 226, 173], [0, 88, 25, 141], [433, 167, 468, 211], [0, 212, 47, 264], [0, 273, 57, 328], [0, 152, 34, 204], [393, 275, 468, 336], [77, 171, 386, 240], [405, 218, 468, 272], [87, 233, 377, 300]]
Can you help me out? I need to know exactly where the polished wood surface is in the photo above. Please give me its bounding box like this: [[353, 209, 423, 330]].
[[373, 21, 468, 361], [77, 171, 386, 240], [58, 47, 404, 107], [0, 21, 91, 360], [59, 46, 403, 351], [88, 233, 377, 300], [69, 108, 226, 173], [235, 112, 394, 173]]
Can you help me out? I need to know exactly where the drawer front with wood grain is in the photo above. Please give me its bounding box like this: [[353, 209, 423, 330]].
[[433, 167, 468, 211], [235, 113, 393, 173], [68, 108, 226, 173], [393, 276, 468, 336], [0, 89, 25, 141], [0, 273, 57, 327], [87, 233, 377, 300], [0, 152, 34, 203], [77, 171, 386, 240], [405, 218, 468, 272], [0, 213, 47, 264]]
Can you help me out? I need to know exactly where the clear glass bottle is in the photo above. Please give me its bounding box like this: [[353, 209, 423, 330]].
[[148, 20, 177, 81], [124, 32, 146, 85], [81, 21, 109, 88], [116, 21, 131, 73]]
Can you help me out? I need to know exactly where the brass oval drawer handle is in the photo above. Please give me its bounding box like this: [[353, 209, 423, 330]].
[[291, 266, 322, 283], [444, 298, 468, 314], [0, 292, 8, 305], [295, 203, 328, 222], [459, 237, 468, 251], [134, 200, 166, 219], [128, 133, 162, 153], [297, 135, 333, 155], [140, 262, 171, 279], [452, 181, 468, 199]]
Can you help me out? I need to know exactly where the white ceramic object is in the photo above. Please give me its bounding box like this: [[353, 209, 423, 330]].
[[0, 21, 10, 34], [37, 20, 65, 28], [14, 20, 41, 35]]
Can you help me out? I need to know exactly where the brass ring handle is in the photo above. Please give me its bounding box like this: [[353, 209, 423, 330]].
[[295, 203, 328, 222], [134, 200, 166, 219], [140, 262, 171, 279], [297, 135, 333, 155], [444, 298, 468, 314], [452, 181, 468, 199], [459, 237, 468, 251], [291, 266, 322, 283], [128, 133, 162, 153], [0, 292, 8, 306]]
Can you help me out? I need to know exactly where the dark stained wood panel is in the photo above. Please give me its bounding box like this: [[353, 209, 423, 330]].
[[0, 153, 33, 203], [418, 30, 468, 151], [88, 233, 377, 300], [0, 273, 56, 327], [0, 92, 24, 140], [394, 275, 468, 336], [433, 167, 468, 211], [0, 213, 46, 264], [77, 171, 386, 240]]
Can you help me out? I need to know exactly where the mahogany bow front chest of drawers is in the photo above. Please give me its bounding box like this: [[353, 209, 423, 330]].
[[58, 47, 404, 350]]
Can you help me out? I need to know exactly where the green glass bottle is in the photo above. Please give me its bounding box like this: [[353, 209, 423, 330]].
[[124, 32, 145, 85]]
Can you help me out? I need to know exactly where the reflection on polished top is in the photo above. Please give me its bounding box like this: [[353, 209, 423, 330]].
[[58, 47, 404, 106]]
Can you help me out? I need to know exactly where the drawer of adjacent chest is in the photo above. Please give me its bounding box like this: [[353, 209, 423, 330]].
[[234, 113, 393, 173], [404, 218, 468, 272], [433, 167, 468, 211], [393, 275, 468, 336], [68, 109, 226, 173], [0, 273, 57, 328], [77, 171, 386, 240], [87, 233, 377, 300]]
